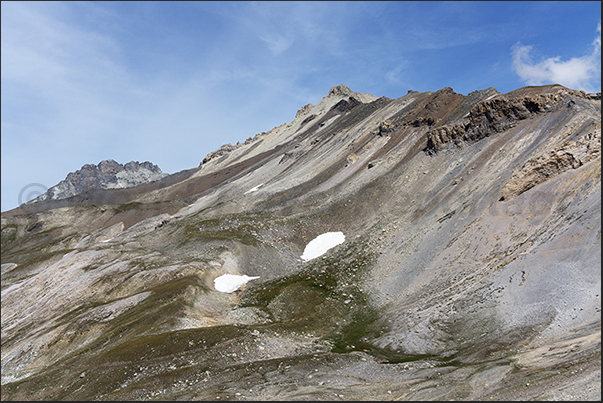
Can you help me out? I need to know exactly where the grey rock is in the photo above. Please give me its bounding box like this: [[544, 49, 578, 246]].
[[30, 159, 167, 203]]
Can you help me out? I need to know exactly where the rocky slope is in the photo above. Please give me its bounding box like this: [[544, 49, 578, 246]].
[[1, 83, 600, 401], [29, 159, 167, 204]]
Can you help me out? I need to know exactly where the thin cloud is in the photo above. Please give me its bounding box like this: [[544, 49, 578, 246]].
[[385, 63, 409, 85], [511, 23, 601, 93], [259, 33, 293, 55]]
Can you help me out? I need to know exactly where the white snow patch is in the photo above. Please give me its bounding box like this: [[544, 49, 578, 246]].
[[300, 231, 345, 261], [214, 274, 260, 293], [244, 183, 264, 194]]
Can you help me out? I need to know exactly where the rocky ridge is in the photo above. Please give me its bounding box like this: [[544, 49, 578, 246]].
[[30, 159, 167, 203], [425, 86, 598, 153]]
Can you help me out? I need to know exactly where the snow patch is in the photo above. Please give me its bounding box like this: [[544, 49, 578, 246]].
[[244, 183, 264, 194], [300, 232, 345, 261], [214, 274, 260, 293]]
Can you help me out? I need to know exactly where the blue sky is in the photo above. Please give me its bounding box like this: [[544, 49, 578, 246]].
[[1, 1, 601, 212]]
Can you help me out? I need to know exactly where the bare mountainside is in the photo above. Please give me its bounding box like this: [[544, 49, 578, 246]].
[[1, 83, 600, 401]]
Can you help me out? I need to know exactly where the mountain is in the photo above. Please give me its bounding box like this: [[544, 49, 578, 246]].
[[29, 159, 167, 204], [1, 83, 600, 401]]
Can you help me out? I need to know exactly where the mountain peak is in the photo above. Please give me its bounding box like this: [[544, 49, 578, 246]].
[[29, 159, 167, 204], [328, 84, 354, 97]]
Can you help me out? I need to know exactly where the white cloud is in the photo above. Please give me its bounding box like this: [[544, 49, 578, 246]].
[[385, 63, 409, 85], [511, 23, 601, 92], [260, 33, 293, 54]]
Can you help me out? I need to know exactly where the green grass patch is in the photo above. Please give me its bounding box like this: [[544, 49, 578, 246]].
[[239, 234, 387, 356]]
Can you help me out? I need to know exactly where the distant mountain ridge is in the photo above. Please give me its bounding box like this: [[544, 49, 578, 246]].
[[30, 159, 167, 203]]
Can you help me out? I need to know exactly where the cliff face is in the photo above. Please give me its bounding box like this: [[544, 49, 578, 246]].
[[425, 86, 597, 153], [30, 159, 167, 203], [1, 84, 600, 401]]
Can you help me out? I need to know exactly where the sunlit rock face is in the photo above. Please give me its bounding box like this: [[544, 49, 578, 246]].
[[29, 159, 167, 203], [1, 84, 600, 401]]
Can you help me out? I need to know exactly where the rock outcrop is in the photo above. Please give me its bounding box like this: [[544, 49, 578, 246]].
[[425, 86, 592, 153], [501, 126, 601, 200], [30, 159, 167, 203]]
